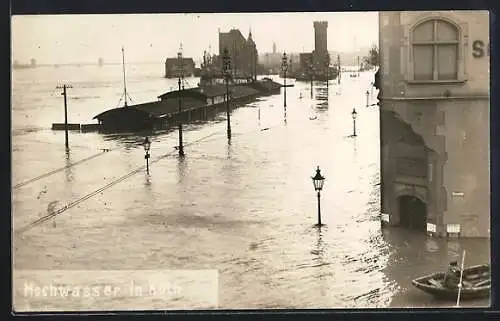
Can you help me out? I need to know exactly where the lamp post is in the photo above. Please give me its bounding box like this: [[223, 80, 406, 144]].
[[312, 166, 325, 226], [177, 46, 185, 157], [351, 108, 358, 137], [365, 90, 370, 107], [143, 136, 151, 174], [309, 63, 314, 98], [337, 54, 341, 85], [325, 62, 329, 89], [222, 47, 232, 140], [281, 52, 288, 122]]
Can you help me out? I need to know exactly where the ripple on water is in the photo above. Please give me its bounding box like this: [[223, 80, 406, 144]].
[[12, 70, 490, 309]]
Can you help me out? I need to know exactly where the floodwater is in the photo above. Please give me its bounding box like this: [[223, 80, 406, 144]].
[[12, 64, 490, 311]]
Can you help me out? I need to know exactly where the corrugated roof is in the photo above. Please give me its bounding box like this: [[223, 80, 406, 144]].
[[93, 107, 149, 120], [193, 84, 227, 97], [232, 85, 260, 99], [158, 89, 207, 101], [135, 98, 206, 117], [94, 97, 206, 120], [248, 79, 282, 92]]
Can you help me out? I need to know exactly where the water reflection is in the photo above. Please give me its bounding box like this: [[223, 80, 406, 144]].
[[257, 105, 261, 127], [144, 172, 151, 188], [177, 156, 188, 184], [102, 130, 157, 149], [64, 149, 74, 183], [312, 226, 329, 296]]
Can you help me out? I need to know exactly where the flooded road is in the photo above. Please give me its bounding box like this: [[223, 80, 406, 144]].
[[12, 64, 490, 310]]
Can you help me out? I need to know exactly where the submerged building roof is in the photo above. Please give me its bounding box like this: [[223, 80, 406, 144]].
[[94, 79, 282, 123], [93, 96, 206, 120]]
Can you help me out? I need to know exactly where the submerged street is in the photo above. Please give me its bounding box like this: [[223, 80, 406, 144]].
[[12, 65, 490, 310]]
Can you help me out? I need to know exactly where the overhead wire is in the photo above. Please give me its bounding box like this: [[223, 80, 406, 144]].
[[14, 119, 285, 235], [13, 149, 114, 190]]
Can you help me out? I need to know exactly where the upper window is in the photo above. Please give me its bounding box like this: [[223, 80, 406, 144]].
[[412, 19, 459, 81]]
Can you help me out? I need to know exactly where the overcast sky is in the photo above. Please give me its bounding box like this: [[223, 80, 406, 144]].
[[11, 12, 378, 65]]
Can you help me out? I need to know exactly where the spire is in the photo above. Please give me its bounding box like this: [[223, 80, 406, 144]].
[[247, 27, 254, 44], [177, 42, 183, 59]]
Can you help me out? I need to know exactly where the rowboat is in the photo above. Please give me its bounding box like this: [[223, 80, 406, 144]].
[[412, 264, 490, 300]]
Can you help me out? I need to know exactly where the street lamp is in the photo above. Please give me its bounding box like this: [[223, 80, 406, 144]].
[[325, 63, 329, 89], [143, 136, 151, 174], [281, 52, 288, 121], [222, 47, 232, 140], [365, 90, 370, 107], [351, 108, 358, 137], [337, 54, 341, 85], [309, 63, 314, 98], [177, 46, 185, 157], [312, 166, 325, 226], [325, 55, 330, 89]]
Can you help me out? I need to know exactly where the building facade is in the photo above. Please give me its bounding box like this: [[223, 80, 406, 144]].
[[164, 57, 195, 78], [378, 11, 490, 237], [218, 29, 258, 79]]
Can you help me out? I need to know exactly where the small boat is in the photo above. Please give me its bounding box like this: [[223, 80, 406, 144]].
[[412, 264, 490, 300]]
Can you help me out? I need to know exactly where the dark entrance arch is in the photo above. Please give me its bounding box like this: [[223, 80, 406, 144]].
[[397, 195, 427, 232]]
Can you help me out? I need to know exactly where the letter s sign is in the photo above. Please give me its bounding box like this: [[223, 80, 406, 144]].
[[472, 40, 489, 58]]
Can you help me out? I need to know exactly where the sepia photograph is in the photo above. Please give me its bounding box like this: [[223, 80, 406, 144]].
[[11, 11, 490, 311]]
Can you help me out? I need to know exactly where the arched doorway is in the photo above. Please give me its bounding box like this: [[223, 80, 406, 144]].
[[397, 195, 427, 231]]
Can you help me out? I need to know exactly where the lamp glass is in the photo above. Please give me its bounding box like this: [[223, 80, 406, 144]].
[[312, 167, 325, 191], [281, 53, 288, 72], [352, 109, 358, 119], [143, 137, 151, 152]]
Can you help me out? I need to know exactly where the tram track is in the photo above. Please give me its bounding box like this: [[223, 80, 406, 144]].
[[14, 121, 285, 235]]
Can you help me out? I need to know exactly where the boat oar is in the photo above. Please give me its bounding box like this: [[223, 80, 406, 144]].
[[456, 250, 466, 307]]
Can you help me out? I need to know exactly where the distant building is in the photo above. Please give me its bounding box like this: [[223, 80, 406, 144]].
[[312, 21, 329, 68], [299, 53, 313, 71], [164, 57, 195, 78], [378, 11, 490, 237], [294, 21, 336, 80], [218, 28, 258, 80], [30, 59, 36, 68]]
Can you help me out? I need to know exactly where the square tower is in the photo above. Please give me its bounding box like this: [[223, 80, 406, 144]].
[[313, 21, 328, 54]]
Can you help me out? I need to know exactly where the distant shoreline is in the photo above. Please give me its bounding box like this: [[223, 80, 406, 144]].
[[12, 62, 165, 69]]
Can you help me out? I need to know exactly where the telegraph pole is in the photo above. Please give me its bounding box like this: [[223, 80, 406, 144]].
[[337, 55, 341, 85], [177, 44, 185, 157], [223, 48, 232, 140], [56, 84, 72, 150]]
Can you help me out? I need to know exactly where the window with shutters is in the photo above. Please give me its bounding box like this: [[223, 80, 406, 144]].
[[411, 19, 461, 82]]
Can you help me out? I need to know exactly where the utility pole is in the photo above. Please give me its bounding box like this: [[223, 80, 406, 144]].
[[357, 56, 360, 77], [326, 62, 329, 90], [177, 44, 185, 157], [310, 66, 314, 99], [223, 48, 232, 140], [337, 55, 341, 85], [56, 84, 72, 150]]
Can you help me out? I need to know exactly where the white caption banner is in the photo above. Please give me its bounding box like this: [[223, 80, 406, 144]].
[[13, 269, 219, 312]]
